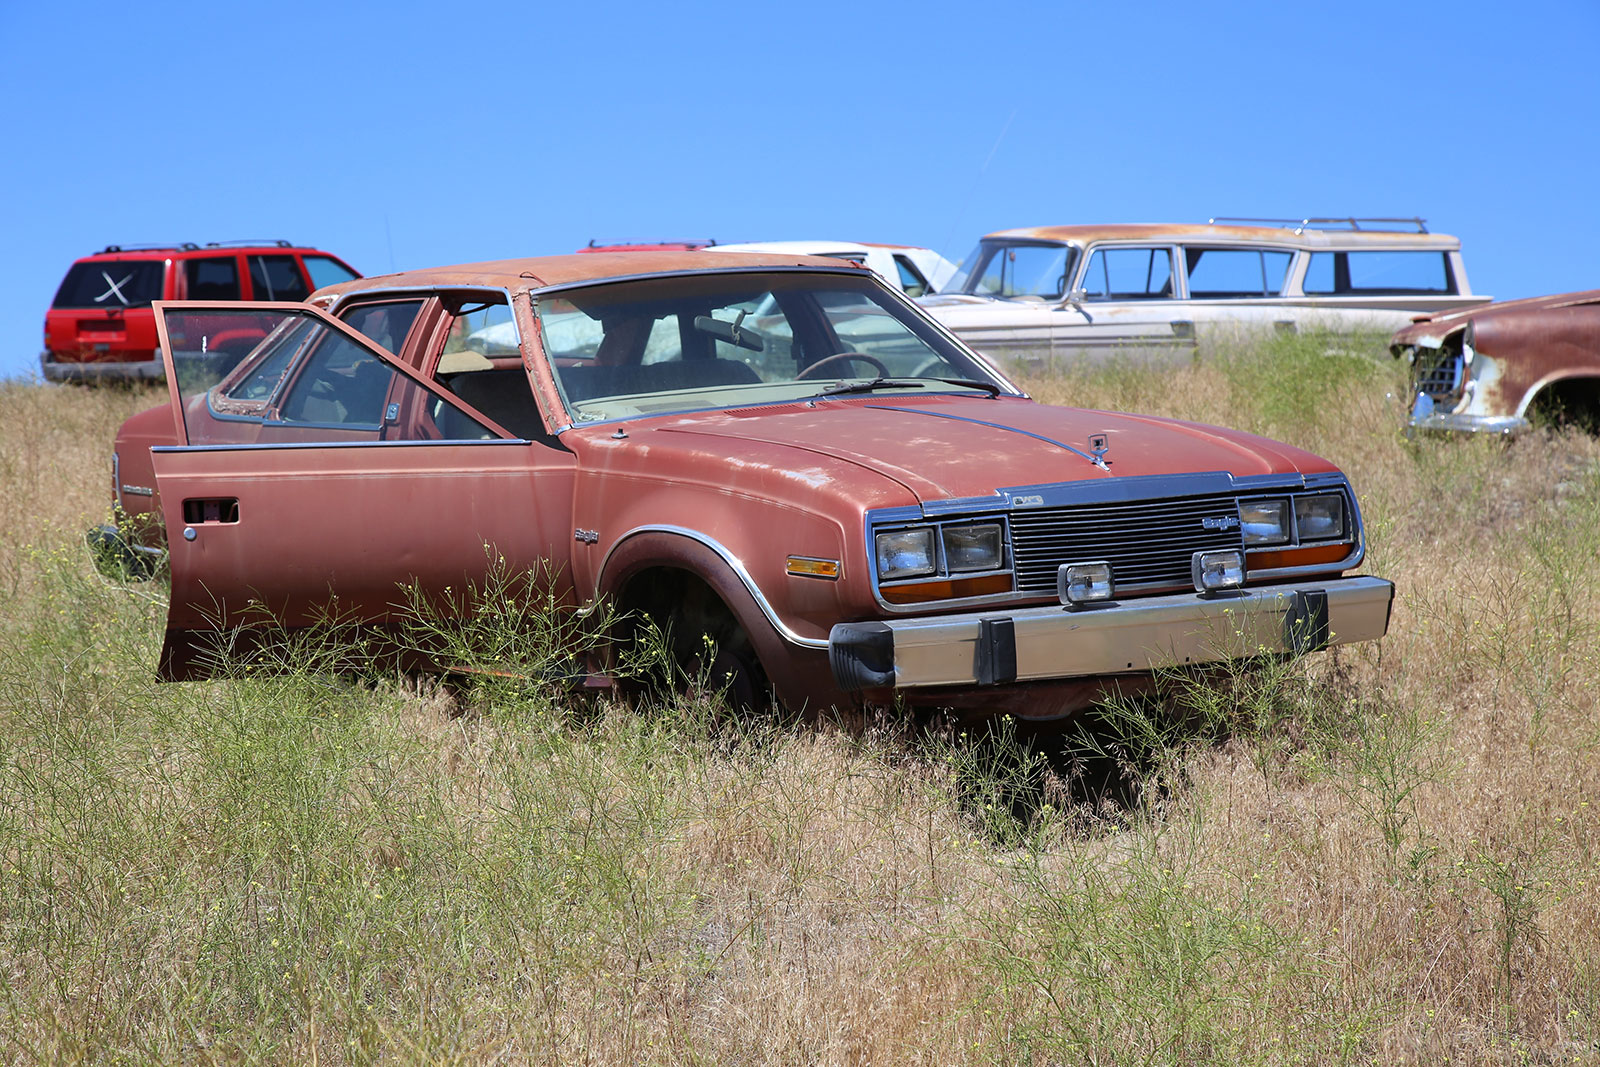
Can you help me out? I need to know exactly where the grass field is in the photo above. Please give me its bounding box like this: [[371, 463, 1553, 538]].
[[2, 334, 1598, 1065]]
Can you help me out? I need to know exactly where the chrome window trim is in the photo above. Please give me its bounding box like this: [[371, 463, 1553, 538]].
[[589, 524, 829, 650]]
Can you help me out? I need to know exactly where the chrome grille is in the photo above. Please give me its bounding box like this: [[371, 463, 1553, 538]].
[[1414, 348, 1464, 402], [1009, 494, 1245, 593]]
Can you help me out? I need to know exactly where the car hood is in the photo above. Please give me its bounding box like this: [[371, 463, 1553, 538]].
[[621, 394, 1335, 506], [1392, 288, 1600, 348]]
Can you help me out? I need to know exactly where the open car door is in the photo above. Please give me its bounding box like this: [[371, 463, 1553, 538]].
[[149, 301, 576, 680]]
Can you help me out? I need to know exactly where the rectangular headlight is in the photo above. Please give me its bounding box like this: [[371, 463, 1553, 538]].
[[1294, 494, 1346, 541], [1058, 561, 1113, 607], [875, 527, 936, 580], [1240, 499, 1290, 545], [943, 523, 1003, 573], [1192, 549, 1244, 593]]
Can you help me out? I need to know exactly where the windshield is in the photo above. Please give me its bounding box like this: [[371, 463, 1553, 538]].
[[947, 241, 1078, 300], [537, 271, 1008, 423], [53, 260, 166, 308]]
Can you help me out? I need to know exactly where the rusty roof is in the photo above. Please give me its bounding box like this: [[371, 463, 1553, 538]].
[[986, 223, 1459, 249], [314, 251, 869, 301]]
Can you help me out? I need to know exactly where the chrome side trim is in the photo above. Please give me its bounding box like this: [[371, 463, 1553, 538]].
[[591, 524, 829, 650], [151, 439, 533, 453]]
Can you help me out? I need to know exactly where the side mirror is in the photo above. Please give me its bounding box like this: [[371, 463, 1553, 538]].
[[1066, 288, 1089, 307]]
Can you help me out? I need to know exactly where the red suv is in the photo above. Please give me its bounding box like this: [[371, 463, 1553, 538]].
[[42, 240, 360, 382]]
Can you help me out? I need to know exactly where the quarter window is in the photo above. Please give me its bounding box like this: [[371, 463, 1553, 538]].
[[1302, 251, 1454, 294], [1078, 247, 1174, 301], [185, 257, 241, 300], [1183, 247, 1292, 298], [893, 255, 931, 297], [304, 255, 360, 290], [338, 299, 426, 356]]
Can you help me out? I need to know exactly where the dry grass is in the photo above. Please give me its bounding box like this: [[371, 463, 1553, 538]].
[[1, 337, 1598, 1065]]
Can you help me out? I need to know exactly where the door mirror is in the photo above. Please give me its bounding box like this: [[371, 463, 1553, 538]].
[[1066, 288, 1089, 307]]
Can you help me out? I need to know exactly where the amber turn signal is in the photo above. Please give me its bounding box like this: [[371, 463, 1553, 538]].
[[880, 573, 1012, 604], [786, 556, 841, 579], [1247, 543, 1352, 572]]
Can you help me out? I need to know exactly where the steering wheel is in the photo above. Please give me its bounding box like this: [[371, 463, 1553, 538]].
[[795, 351, 890, 380]]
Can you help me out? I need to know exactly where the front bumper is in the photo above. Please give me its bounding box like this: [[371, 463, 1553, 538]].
[[40, 352, 164, 383], [828, 576, 1393, 690], [1407, 391, 1527, 436]]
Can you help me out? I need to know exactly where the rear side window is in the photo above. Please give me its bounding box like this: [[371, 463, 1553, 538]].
[[1183, 247, 1292, 298], [304, 255, 360, 290], [185, 257, 241, 300], [248, 255, 310, 301], [1303, 251, 1455, 294], [52, 260, 165, 308]]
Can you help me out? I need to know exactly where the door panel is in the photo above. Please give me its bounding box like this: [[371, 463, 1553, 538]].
[[153, 440, 575, 679]]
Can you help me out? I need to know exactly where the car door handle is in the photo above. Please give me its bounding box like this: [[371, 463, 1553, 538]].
[[182, 498, 240, 525]]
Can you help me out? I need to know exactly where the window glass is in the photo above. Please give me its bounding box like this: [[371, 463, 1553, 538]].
[[1183, 247, 1291, 298], [539, 272, 1002, 423], [248, 255, 310, 301], [159, 307, 494, 445], [951, 242, 1076, 299], [304, 255, 360, 290], [339, 299, 425, 355], [1302, 251, 1453, 294], [442, 300, 517, 361], [1078, 247, 1173, 301], [893, 255, 930, 297], [52, 260, 166, 308], [185, 257, 241, 300]]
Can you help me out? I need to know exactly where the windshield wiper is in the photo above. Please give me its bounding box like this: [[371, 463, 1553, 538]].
[[814, 377, 1001, 398]]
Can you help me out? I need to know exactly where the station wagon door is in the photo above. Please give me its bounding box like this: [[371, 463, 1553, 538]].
[[149, 302, 576, 680], [1052, 245, 1195, 361]]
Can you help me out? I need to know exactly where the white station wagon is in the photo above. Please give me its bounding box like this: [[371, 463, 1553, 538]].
[[919, 218, 1488, 365]]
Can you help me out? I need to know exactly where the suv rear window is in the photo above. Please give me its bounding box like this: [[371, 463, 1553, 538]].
[[52, 261, 165, 308]]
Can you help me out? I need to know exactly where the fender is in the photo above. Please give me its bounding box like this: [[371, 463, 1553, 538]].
[[596, 529, 841, 712]]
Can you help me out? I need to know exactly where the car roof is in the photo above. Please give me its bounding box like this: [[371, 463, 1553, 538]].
[[985, 223, 1459, 250], [312, 251, 874, 301]]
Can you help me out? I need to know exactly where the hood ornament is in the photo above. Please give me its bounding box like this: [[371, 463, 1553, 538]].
[[1087, 433, 1111, 471]]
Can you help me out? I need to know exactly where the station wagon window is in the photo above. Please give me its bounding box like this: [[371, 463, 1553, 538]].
[[1302, 251, 1455, 294], [185, 257, 241, 300], [248, 255, 310, 301], [1078, 247, 1174, 301], [1183, 247, 1292, 298], [950, 241, 1077, 300]]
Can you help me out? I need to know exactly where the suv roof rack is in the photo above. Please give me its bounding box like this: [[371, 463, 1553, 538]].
[[1208, 216, 1429, 234], [202, 239, 295, 248], [97, 239, 297, 254], [99, 243, 202, 253]]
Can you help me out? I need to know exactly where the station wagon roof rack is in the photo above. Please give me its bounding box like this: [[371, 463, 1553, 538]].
[[1208, 216, 1429, 234]]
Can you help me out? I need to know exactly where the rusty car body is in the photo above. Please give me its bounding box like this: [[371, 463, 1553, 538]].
[[114, 251, 1393, 718], [1391, 288, 1600, 435], [920, 218, 1486, 368]]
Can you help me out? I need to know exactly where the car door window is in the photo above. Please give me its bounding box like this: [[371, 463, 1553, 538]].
[[1183, 247, 1292, 298], [893, 255, 931, 297], [338, 299, 426, 356], [303, 254, 360, 290], [1078, 247, 1173, 300], [185, 257, 240, 300], [156, 306, 496, 445], [248, 255, 310, 301]]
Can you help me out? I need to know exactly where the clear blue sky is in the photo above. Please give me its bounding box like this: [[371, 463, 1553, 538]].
[[3, 0, 1596, 381]]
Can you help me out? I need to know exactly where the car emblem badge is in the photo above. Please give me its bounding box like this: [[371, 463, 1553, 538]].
[[1087, 433, 1111, 471], [1011, 494, 1044, 508], [574, 528, 599, 544], [1202, 516, 1241, 531]]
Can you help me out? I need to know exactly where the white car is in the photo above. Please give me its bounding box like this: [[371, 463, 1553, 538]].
[[707, 240, 957, 297], [919, 218, 1489, 366]]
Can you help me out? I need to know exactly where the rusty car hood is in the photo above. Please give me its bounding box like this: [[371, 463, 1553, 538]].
[[578, 394, 1336, 507], [1393, 288, 1600, 348]]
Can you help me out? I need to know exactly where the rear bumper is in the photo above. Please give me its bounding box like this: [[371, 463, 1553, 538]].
[[829, 576, 1393, 691], [41, 352, 164, 383]]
